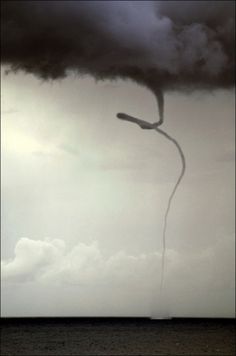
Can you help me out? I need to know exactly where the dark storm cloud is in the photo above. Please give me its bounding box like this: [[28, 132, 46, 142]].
[[1, 1, 235, 93]]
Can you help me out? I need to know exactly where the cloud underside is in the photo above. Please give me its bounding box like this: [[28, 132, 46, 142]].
[[1, 1, 234, 91]]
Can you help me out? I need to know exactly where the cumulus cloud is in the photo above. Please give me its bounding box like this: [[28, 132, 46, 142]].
[[1, 237, 159, 287], [1, 238, 65, 282], [1, 235, 234, 317]]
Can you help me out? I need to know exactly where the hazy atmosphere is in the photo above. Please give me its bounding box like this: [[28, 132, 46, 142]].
[[1, 1, 235, 318]]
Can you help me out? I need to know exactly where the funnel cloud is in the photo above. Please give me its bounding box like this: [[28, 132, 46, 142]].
[[155, 127, 186, 295], [116, 111, 186, 299]]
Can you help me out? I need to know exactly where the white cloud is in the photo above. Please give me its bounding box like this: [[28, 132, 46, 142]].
[[1, 237, 159, 287], [1, 237, 65, 282], [1, 235, 234, 317]]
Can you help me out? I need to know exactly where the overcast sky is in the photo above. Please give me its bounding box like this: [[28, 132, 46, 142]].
[[1, 0, 235, 318], [1, 68, 234, 317]]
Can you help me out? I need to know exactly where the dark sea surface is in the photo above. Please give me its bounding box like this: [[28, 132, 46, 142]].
[[1, 317, 235, 355]]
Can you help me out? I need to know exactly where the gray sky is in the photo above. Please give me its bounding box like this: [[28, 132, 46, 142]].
[[1, 69, 235, 317]]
